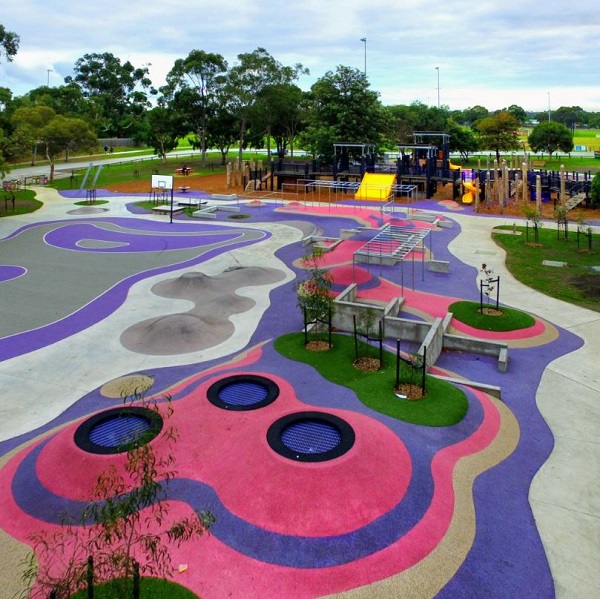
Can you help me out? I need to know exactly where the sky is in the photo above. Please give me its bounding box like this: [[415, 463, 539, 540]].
[[2, 0, 599, 113]]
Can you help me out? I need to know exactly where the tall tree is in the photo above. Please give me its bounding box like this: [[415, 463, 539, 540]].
[[475, 111, 521, 161], [503, 104, 527, 125], [528, 121, 574, 159], [39, 115, 97, 180], [302, 65, 383, 162], [250, 83, 306, 160], [0, 24, 19, 63], [224, 47, 308, 165], [65, 53, 153, 137], [10, 104, 56, 164], [142, 105, 183, 160], [164, 50, 228, 166]]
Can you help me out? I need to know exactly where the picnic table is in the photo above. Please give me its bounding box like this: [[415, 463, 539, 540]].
[[175, 168, 193, 176]]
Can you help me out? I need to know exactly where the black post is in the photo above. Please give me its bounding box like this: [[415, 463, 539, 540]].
[[480, 280, 484, 312], [422, 346, 427, 393], [353, 315, 358, 362], [170, 187, 174, 224], [303, 308, 308, 346], [495, 277, 500, 311], [133, 560, 140, 599], [328, 309, 332, 349], [50, 591, 57, 599], [378, 322, 383, 369], [87, 555, 94, 599], [395, 339, 400, 387]]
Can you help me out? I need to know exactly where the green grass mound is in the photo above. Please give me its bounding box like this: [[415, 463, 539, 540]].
[[70, 576, 198, 598], [449, 301, 535, 332], [74, 199, 109, 206], [274, 333, 468, 426]]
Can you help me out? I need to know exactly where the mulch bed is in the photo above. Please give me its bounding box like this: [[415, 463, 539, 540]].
[[105, 173, 240, 195]]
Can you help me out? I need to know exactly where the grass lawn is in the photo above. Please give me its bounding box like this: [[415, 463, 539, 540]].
[[449, 301, 536, 331], [0, 189, 43, 218], [50, 155, 228, 191], [70, 577, 198, 598], [492, 225, 600, 312], [274, 332, 468, 427]]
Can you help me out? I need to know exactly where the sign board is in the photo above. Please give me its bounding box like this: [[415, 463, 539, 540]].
[[151, 174, 174, 190]]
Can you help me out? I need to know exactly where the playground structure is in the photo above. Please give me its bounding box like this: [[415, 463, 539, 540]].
[[264, 134, 595, 212]]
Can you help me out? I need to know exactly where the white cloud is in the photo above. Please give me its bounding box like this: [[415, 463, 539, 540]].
[[1, 0, 599, 111]]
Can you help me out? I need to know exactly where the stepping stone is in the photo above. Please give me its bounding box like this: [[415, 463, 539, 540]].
[[542, 260, 568, 267]]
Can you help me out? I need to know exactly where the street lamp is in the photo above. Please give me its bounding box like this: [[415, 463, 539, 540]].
[[435, 67, 440, 108], [360, 38, 367, 76], [46, 69, 52, 87]]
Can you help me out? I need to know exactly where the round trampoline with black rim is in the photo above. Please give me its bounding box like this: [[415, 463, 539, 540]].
[[207, 374, 279, 411], [74, 406, 163, 454], [267, 411, 355, 462]]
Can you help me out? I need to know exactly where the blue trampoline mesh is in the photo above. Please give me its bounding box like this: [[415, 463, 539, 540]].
[[219, 381, 269, 406], [281, 420, 341, 454], [89, 415, 152, 448]]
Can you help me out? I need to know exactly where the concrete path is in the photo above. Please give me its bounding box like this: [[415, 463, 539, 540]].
[[446, 213, 600, 598]]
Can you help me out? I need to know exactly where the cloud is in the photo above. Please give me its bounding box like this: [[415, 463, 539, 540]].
[[1, 0, 599, 111]]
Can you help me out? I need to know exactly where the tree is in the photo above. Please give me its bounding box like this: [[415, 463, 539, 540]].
[[503, 104, 527, 125], [39, 115, 97, 180], [21, 84, 90, 120], [475, 111, 521, 161], [250, 83, 306, 160], [295, 248, 335, 344], [66, 53, 153, 137], [446, 120, 478, 160], [204, 103, 238, 165], [554, 106, 585, 131], [528, 121, 574, 159], [461, 105, 489, 127], [10, 105, 56, 164], [224, 47, 308, 165], [0, 23, 19, 63], [143, 106, 182, 160], [164, 50, 228, 166], [302, 65, 383, 162]]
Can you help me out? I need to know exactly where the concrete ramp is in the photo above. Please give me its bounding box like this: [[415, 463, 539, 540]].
[[355, 173, 396, 201]]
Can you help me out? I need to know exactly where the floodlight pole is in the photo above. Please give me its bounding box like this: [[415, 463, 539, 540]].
[[360, 38, 367, 76], [435, 67, 440, 109], [46, 69, 52, 87]]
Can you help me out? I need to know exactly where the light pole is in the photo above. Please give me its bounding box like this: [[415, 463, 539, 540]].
[[435, 67, 440, 108], [360, 38, 367, 76], [547, 91, 551, 121], [46, 69, 52, 87]]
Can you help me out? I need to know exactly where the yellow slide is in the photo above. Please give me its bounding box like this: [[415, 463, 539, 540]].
[[355, 173, 397, 201], [448, 160, 461, 171], [462, 180, 479, 204]]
